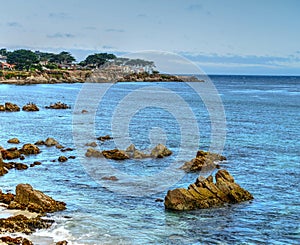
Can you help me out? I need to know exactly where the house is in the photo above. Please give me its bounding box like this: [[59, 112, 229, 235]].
[[0, 62, 15, 70]]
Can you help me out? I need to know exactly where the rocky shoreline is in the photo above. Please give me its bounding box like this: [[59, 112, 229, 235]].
[[0, 70, 203, 85]]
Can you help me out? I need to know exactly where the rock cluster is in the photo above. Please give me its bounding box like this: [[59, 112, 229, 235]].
[[45, 102, 71, 109], [0, 214, 54, 234], [164, 169, 253, 211], [180, 150, 226, 172], [85, 144, 172, 160], [0, 235, 33, 245], [0, 144, 40, 161]]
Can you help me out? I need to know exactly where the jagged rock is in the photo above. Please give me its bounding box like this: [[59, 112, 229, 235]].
[[151, 144, 172, 158], [20, 144, 40, 155], [97, 135, 113, 141], [102, 149, 129, 160], [0, 214, 54, 234], [164, 170, 253, 211], [0, 147, 21, 160], [126, 144, 137, 153], [85, 148, 103, 158], [22, 103, 39, 112], [0, 190, 15, 204], [133, 150, 150, 159], [45, 102, 71, 109], [4, 102, 20, 112], [85, 142, 98, 147], [14, 163, 28, 170], [7, 138, 20, 144], [44, 137, 59, 147], [0, 236, 33, 245], [58, 156, 68, 162], [8, 184, 66, 213], [180, 150, 227, 172]]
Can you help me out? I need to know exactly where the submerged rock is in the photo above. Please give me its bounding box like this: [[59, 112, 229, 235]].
[[97, 135, 113, 142], [22, 102, 39, 112], [180, 150, 226, 172], [151, 144, 172, 158], [102, 149, 129, 160], [8, 184, 66, 213], [164, 170, 253, 211]]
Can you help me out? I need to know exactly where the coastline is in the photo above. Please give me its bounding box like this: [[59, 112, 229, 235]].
[[0, 70, 203, 85]]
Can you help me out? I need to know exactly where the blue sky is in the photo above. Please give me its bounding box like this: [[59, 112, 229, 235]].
[[0, 0, 299, 75]]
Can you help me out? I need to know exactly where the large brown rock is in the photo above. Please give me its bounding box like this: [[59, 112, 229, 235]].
[[5, 102, 20, 112], [85, 148, 103, 158], [20, 144, 40, 155], [0, 147, 21, 160], [8, 184, 66, 213], [180, 150, 226, 172], [164, 170, 253, 211], [0, 214, 53, 234], [151, 144, 172, 158], [44, 137, 59, 147], [102, 149, 129, 160]]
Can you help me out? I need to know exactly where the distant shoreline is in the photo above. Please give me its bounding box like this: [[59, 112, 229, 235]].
[[0, 70, 203, 85]]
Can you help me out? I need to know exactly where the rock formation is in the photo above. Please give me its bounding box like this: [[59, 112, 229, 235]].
[[8, 184, 66, 213], [164, 169, 253, 211], [3, 102, 20, 112], [151, 143, 172, 158], [102, 149, 130, 160], [22, 103, 39, 112], [180, 150, 226, 172], [0, 214, 54, 234], [7, 138, 20, 144], [45, 102, 71, 109], [44, 137, 59, 146]]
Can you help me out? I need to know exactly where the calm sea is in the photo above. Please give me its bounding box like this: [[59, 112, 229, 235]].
[[0, 75, 299, 244]]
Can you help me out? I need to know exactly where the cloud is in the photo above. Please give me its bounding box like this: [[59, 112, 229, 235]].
[[105, 28, 125, 33], [186, 4, 203, 11], [83, 26, 97, 30], [137, 14, 147, 18], [7, 22, 22, 27], [49, 12, 69, 19], [102, 45, 116, 50], [47, 33, 75, 38]]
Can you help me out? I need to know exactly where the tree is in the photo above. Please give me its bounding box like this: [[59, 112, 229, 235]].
[[50, 51, 76, 64], [0, 48, 8, 56], [82, 53, 116, 67], [7, 49, 39, 71]]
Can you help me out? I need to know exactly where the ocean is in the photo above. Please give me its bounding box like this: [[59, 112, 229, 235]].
[[0, 75, 299, 244]]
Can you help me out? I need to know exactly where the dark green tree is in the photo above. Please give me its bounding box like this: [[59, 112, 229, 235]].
[[50, 51, 76, 64], [82, 53, 116, 67], [7, 49, 39, 70], [0, 48, 8, 56]]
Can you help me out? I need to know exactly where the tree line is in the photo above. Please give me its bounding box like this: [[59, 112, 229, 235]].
[[0, 48, 155, 72]]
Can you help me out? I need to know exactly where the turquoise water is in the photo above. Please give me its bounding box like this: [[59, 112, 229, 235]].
[[0, 76, 299, 244]]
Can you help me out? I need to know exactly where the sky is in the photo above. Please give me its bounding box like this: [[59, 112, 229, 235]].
[[0, 0, 299, 75]]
